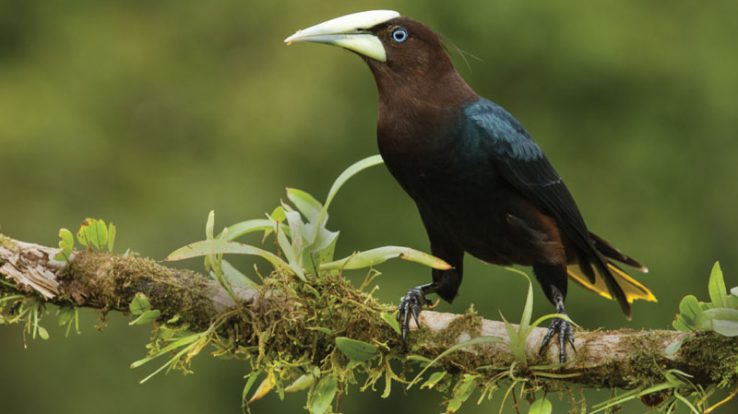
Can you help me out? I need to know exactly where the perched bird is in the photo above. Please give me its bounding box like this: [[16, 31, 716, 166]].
[[285, 10, 656, 362]]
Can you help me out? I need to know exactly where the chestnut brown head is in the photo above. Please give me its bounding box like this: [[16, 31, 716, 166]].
[[285, 11, 457, 92]]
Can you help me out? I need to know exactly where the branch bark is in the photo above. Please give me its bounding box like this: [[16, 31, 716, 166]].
[[1, 233, 735, 391]]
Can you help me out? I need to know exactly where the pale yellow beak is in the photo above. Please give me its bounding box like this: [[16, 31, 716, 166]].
[[284, 10, 400, 62]]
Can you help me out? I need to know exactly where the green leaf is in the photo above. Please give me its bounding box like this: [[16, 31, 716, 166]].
[[521, 280, 534, 333], [223, 219, 273, 241], [221, 259, 259, 289], [313, 229, 339, 265], [94, 219, 108, 250], [57, 307, 75, 326], [284, 374, 316, 393], [590, 382, 675, 413], [76, 221, 88, 247], [276, 224, 297, 261], [129, 292, 152, 315], [502, 267, 536, 333], [321, 246, 451, 271], [129, 309, 161, 326], [54, 228, 75, 261], [335, 337, 379, 361], [249, 371, 276, 403], [307, 326, 333, 335], [270, 206, 286, 222], [672, 315, 692, 332], [406, 354, 432, 364], [107, 222, 116, 252], [446, 374, 478, 413], [37, 325, 49, 340], [703, 308, 738, 336], [677, 295, 703, 327], [309, 376, 338, 414], [59, 307, 80, 336], [708, 262, 728, 308], [242, 371, 261, 413], [274, 223, 306, 281], [77, 218, 108, 250], [380, 312, 401, 335], [665, 338, 686, 357], [284, 210, 307, 268], [674, 390, 701, 414], [317, 155, 384, 226], [420, 371, 446, 390], [528, 397, 553, 414], [501, 313, 526, 365], [130, 332, 202, 369], [206, 210, 215, 240], [287, 188, 323, 223], [166, 239, 293, 275], [60, 228, 74, 248], [204, 212, 218, 275], [284, 209, 304, 240]]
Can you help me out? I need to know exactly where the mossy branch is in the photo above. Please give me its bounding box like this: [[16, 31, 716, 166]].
[[1, 233, 737, 395]]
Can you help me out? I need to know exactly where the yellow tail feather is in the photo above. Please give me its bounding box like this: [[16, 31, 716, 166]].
[[567, 263, 657, 304]]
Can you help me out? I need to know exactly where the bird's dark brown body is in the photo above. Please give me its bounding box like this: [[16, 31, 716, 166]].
[[367, 24, 575, 303], [377, 99, 575, 302], [379, 96, 567, 259], [286, 11, 655, 361]]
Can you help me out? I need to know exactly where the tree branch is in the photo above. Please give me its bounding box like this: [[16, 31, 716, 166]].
[[1, 233, 736, 392]]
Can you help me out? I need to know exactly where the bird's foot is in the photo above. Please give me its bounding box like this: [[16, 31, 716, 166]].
[[397, 286, 433, 341], [539, 316, 576, 363]]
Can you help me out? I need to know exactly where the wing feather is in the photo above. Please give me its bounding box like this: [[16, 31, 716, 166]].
[[464, 99, 631, 313]]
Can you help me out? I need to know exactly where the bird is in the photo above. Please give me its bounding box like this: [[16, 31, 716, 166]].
[[285, 10, 656, 362]]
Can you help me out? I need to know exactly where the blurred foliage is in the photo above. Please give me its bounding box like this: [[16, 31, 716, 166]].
[[1, 0, 738, 413]]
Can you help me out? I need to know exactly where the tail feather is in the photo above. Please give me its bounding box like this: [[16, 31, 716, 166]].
[[568, 263, 657, 304], [568, 234, 657, 317], [590, 252, 632, 317], [589, 232, 648, 272], [576, 251, 596, 283]]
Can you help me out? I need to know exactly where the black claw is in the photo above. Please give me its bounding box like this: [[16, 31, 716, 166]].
[[411, 306, 421, 329], [538, 317, 576, 363], [397, 287, 430, 342], [565, 323, 576, 352]]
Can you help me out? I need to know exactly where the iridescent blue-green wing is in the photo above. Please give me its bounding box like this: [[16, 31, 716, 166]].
[[463, 98, 631, 314]]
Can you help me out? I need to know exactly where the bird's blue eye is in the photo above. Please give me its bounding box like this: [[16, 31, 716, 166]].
[[391, 27, 408, 43]]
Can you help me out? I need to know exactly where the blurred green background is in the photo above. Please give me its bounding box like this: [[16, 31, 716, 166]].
[[2, 0, 737, 412]]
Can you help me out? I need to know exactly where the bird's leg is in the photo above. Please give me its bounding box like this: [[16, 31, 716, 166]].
[[397, 283, 437, 341], [538, 287, 576, 363]]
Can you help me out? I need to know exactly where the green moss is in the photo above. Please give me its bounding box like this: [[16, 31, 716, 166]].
[[556, 330, 666, 389], [620, 331, 672, 387], [407, 305, 483, 354], [443, 306, 483, 344], [573, 331, 738, 391], [59, 251, 219, 330], [678, 333, 738, 388]]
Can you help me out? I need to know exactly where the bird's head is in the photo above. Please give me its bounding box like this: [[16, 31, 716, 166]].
[[285, 10, 470, 100]]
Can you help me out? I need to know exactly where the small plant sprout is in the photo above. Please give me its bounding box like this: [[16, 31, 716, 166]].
[[500, 267, 574, 368], [76, 218, 117, 253], [673, 261, 738, 337], [54, 218, 116, 261], [166, 155, 451, 289]]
